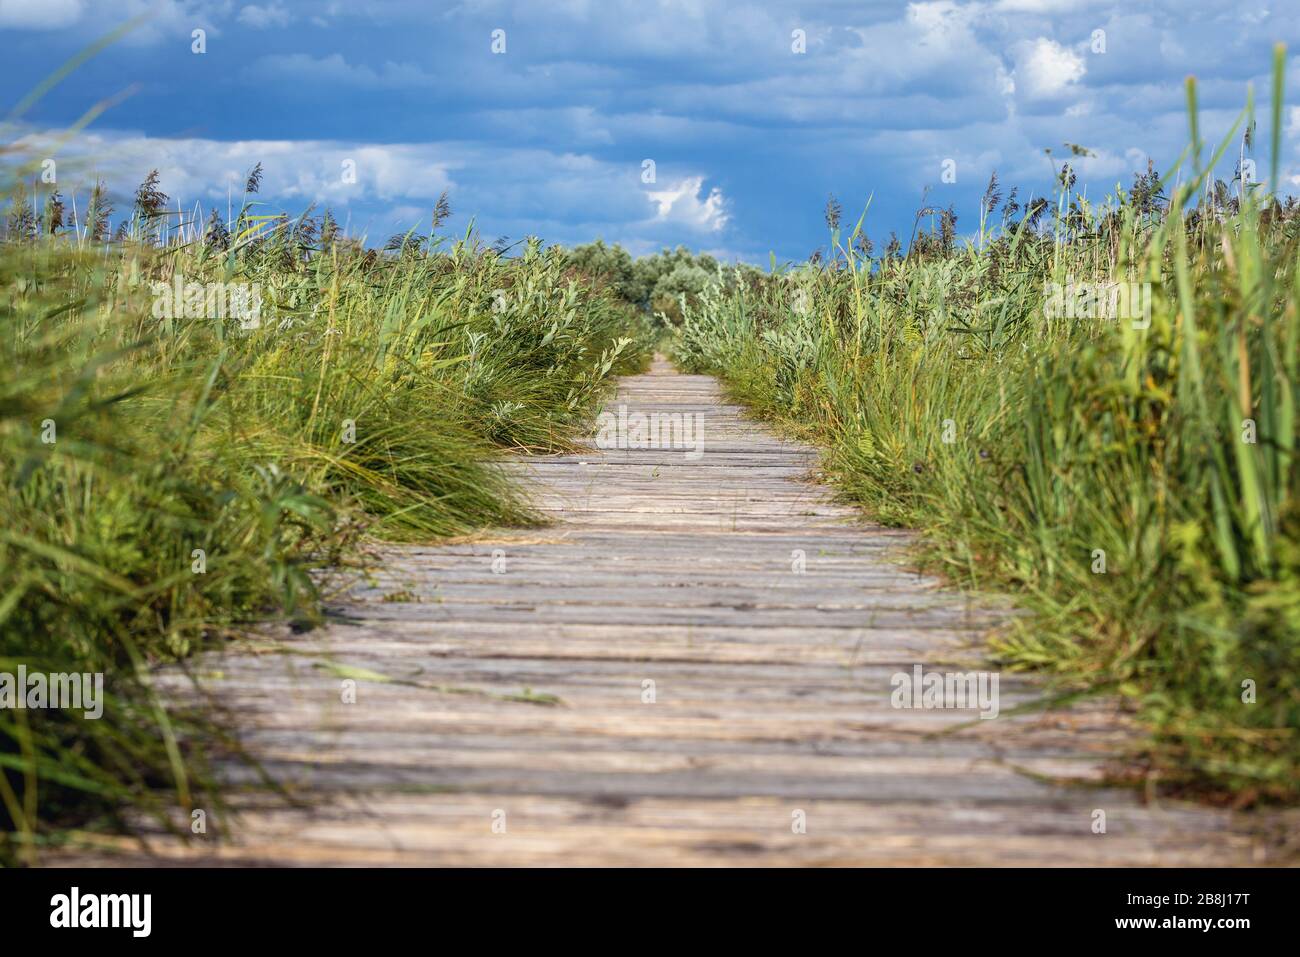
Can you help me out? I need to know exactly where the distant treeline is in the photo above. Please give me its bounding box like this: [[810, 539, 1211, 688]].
[[560, 241, 764, 326]]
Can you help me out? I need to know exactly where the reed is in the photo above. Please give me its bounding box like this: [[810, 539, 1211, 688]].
[[676, 49, 1299, 802], [0, 160, 652, 861]]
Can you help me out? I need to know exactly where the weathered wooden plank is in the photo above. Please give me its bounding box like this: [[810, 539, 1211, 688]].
[[53, 353, 1297, 868]]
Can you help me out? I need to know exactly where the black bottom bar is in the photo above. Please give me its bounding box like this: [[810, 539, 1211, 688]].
[[1, 867, 1288, 942]]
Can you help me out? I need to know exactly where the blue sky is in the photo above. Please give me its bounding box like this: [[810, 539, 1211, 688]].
[[3, 0, 1299, 263]]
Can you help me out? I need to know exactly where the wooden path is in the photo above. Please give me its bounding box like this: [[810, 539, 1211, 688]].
[[63, 357, 1294, 865]]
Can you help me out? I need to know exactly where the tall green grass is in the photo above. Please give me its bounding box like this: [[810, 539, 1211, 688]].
[[0, 164, 651, 861], [676, 51, 1299, 803]]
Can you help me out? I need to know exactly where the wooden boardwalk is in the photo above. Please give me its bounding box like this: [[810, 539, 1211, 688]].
[[64, 357, 1294, 865]]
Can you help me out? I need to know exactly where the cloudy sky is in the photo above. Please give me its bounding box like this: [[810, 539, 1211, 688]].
[[2, 0, 1298, 262]]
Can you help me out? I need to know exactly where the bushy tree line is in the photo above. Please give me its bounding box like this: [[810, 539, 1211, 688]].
[[562, 240, 763, 325]]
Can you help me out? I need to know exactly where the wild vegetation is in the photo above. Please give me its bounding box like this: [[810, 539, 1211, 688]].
[[563, 240, 761, 326], [676, 53, 1299, 803], [0, 159, 652, 862], [3, 30, 1296, 873]]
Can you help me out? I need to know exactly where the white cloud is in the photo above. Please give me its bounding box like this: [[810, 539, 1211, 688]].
[[237, 3, 290, 29], [645, 176, 729, 232], [997, 65, 1016, 96], [993, 0, 1080, 12], [1287, 106, 1300, 139], [908, 1, 980, 48], [385, 204, 427, 227], [7, 0, 1289, 260], [1013, 37, 1086, 99], [10, 129, 731, 247], [10, 131, 455, 205], [249, 53, 435, 89], [0, 0, 84, 29], [0, 1, 223, 45]]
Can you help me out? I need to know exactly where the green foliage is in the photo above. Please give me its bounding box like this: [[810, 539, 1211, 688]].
[[676, 57, 1300, 803], [562, 239, 640, 304], [0, 175, 652, 861], [564, 241, 761, 327]]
